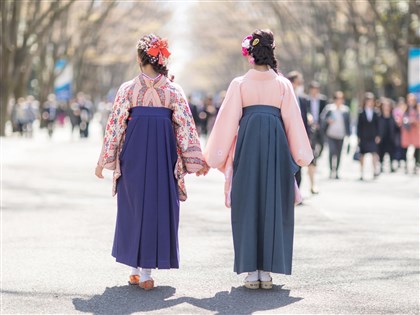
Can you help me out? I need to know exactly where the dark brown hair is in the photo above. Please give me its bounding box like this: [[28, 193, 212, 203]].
[[333, 91, 344, 100], [363, 92, 375, 108], [136, 35, 169, 77], [248, 29, 278, 73]]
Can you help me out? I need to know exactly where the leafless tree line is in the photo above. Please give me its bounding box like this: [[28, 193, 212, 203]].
[[0, 0, 170, 136], [1, 1, 419, 136], [186, 0, 419, 102]]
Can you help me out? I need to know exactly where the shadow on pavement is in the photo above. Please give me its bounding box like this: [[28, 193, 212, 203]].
[[72, 285, 183, 315], [184, 285, 302, 315], [73, 284, 302, 314]]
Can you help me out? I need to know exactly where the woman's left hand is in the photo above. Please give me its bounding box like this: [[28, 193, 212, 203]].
[[95, 165, 104, 179]]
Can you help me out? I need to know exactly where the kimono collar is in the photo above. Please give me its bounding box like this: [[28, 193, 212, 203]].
[[244, 68, 278, 81], [139, 73, 167, 88]]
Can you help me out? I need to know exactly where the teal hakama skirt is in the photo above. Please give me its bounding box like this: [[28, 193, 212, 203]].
[[231, 105, 299, 275]]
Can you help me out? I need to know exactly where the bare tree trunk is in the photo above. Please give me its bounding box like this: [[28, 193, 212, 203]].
[[1, 0, 21, 136], [1, 0, 77, 135], [0, 1, 10, 136], [345, 0, 364, 104]]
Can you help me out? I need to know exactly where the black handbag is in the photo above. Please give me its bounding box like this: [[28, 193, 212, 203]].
[[353, 147, 361, 161]]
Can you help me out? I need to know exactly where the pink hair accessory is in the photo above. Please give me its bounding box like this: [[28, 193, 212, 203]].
[[241, 35, 253, 56]]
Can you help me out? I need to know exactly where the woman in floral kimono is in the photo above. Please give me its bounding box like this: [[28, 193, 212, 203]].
[[204, 29, 313, 289], [95, 34, 208, 290]]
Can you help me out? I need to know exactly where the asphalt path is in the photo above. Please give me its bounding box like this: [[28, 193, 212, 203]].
[[2, 122, 418, 314]]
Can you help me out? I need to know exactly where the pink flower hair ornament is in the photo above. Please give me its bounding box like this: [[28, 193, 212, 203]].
[[242, 35, 261, 57], [241, 35, 253, 56]]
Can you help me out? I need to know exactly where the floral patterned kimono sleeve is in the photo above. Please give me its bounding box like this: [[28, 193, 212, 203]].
[[204, 78, 242, 170], [172, 86, 205, 200], [97, 83, 131, 170], [279, 78, 314, 167]]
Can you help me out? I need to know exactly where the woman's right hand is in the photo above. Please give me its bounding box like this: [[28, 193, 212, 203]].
[[196, 162, 210, 176], [95, 165, 104, 179]]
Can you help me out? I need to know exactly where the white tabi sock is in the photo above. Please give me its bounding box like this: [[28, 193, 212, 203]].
[[258, 270, 272, 282], [130, 267, 140, 276], [244, 270, 259, 282], [140, 268, 152, 281]]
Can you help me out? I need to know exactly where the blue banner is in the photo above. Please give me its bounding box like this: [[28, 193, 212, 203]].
[[408, 47, 420, 99], [54, 59, 73, 101]]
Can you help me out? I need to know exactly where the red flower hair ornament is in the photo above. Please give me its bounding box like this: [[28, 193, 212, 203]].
[[147, 38, 171, 65], [138, 34, 171, 66]]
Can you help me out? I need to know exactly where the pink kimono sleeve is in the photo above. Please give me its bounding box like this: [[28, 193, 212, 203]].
[[204, 78, 242, 170], [280, 79, 314, 166], [97, 84, 131, 170]]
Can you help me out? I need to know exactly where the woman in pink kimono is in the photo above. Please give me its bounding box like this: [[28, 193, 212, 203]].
[[204, 29, 313, 289], [95, 34, 208, 290], [400, 93, 420, 172]]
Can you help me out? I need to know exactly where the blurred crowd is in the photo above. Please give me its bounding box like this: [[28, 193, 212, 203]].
[[7, 92, 112, 139], [285, 71, 419, 197], [7, 78, 419, 188], [187, 91, 226, 137]]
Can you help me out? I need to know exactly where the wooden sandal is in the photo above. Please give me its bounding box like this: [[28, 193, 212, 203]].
[[244, 280, 260, 289], [139, 279, 155, 290], [128, 275, 140, 285], [260, 279, 273, 290]]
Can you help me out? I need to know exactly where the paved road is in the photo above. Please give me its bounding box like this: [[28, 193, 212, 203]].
[[2, 122, 419, 314]]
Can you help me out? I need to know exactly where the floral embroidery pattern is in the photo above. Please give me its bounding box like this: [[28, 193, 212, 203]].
[[98, 75, 204, 201], [99, 81, 134, 167]]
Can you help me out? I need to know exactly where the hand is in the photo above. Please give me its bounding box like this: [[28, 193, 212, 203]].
[[307, 114, 313, 125], [95, 165, 104, 179], [196, 162, 210, 176], [375, 136, 381, 144]]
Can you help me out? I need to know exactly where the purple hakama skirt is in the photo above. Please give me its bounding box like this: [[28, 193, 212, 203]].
[[112, 106, 180, 269]]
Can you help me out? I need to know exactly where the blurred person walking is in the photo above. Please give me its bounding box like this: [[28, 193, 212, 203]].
[[11, 97, 37, 137], [42, 94, 58, 138], [400, 93, 420, 173], [378, 98, 398, 173], [23, 95, 39, 137], [187, 95, 200, 129], [56, 102, 67, 127], [197, 102, 209, 136], [357, 92, 380, 180], [95, 34, 207, 290], [98, 100, 113, 137], [205, 29, 312, 289], [69, 98, 81, 137], [76, 93, 93, 138], [11, 98, 26, 135], [393, 97, 408, 170], [10, 99, 19, 134], [286, 71, 309, 188], [306, 81, 327, 194], [204, 95, 217, 134], [321, 91, 351, 179]]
